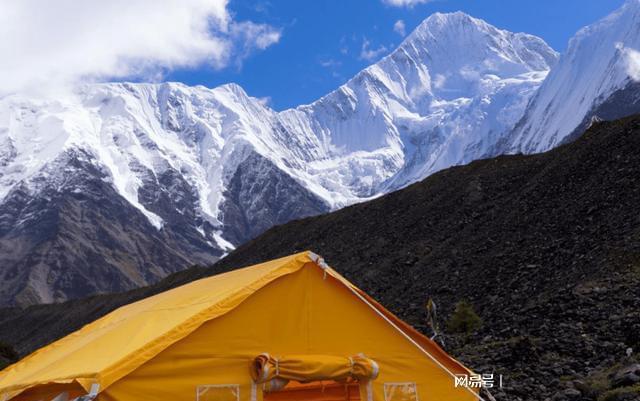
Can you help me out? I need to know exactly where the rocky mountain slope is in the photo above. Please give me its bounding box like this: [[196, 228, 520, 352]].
[[0, 148, 221, 306], [0, 13, 558, 305], [504, 0, 640, 154], [2, 114, 640, 401]]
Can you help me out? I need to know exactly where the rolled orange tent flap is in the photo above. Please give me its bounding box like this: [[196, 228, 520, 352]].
[[250, 354, 379, 384]]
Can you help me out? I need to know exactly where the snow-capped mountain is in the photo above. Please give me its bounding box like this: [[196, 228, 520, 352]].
[[0, 83, 331, 305], [505, 0, 640, 153], [0, 12, 559, 306], [283, 12, 557, 192]]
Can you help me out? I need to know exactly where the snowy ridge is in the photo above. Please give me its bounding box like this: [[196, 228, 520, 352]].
[[505, 0, 640, 153], [281, 12, 557, 193], [0, 12, 559, 251]]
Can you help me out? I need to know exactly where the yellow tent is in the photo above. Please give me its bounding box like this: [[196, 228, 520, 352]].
[[0, 252, 480, 401]]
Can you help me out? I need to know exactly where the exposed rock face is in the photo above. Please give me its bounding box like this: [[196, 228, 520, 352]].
[[0, 149, 221, 306], [562, 81, 640, 145], [220, 152, 329, 245], [0, 146, 330, 306]]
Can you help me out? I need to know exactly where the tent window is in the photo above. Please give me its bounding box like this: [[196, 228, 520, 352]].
[[196, 384, 240, 401], [383, 383, 419, 401]]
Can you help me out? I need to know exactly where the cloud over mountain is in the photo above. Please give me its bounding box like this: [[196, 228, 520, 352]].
[[382, 0, 434, 7], [0, 0, 281, 94]]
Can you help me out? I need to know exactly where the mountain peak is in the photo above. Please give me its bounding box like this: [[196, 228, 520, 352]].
[[409, 11, 489, 39], [423, 11, 482, 26], [573, 0, 640, 42], [216, 82, 248, 96], [394, 11, 557, 78]]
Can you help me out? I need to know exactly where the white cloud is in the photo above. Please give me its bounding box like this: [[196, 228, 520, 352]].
[[382, 0, 434, 7], [339, 36, 349, 55], [229, 21, 282, 67], [320, 58, 342, 68], [433, 73, 447, 89], [319, 58, 343, 79], [393, 20, 406, 36], [359, 38, 388, 62], [256, 96, 272, 108], [0, 0, 281, 94], [623, 47, 640, 81]]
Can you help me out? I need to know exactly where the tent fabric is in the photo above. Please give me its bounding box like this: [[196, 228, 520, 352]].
[[325, 271, 469, 376], [0, 253, 314, 401], [0, 251, 478, 401], [250, 353, 379, 384]]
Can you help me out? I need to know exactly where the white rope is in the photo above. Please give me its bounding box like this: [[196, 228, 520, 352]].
[[346, 285, 485, 400], [308, 252, 329, 279], [310, 255, 486, 401]]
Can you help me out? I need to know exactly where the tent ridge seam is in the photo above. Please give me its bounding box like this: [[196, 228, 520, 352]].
[[96, 256, 312, 393]]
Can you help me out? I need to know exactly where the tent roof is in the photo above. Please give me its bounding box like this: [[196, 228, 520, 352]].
[[0, 251, 472, 400]]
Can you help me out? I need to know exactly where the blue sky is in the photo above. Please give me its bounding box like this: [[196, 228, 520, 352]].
[[165, 0, 626, 111]]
